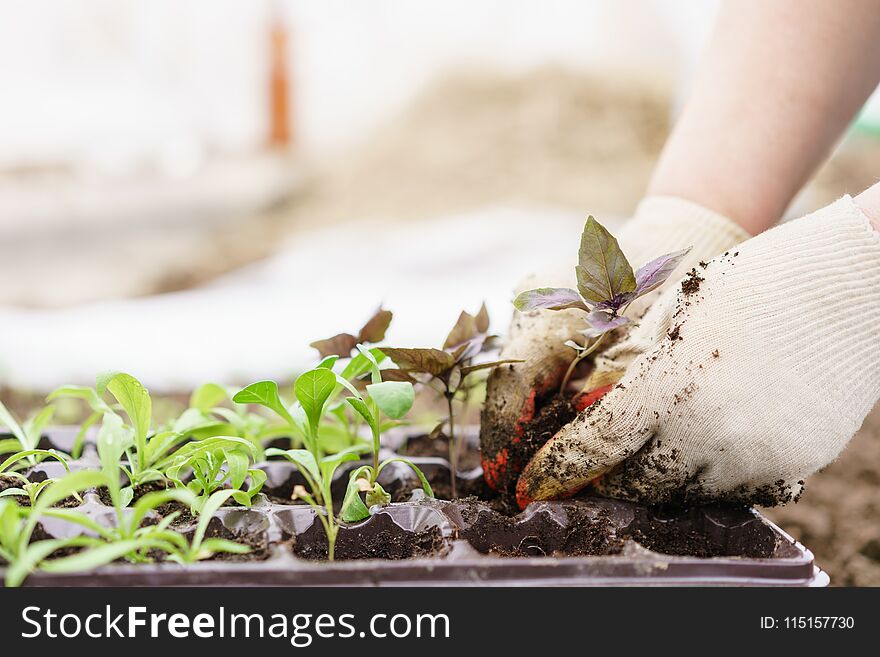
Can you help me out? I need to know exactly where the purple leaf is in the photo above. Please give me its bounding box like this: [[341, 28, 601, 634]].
[[575, 217, 636, 304], [381, 347, 456, 376], [357, 307, 393, 343], [582, 310, 629, 338], [444, 310, 479, 350], [634, 247, 692, 297], [309, 333, 358, 358], [474, 302, 490, 334], [512, 288, 589, 312]]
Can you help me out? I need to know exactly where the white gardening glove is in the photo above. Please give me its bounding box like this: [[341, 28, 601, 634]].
[[516, 196, 880, 508], [480, 197, 749, 491]]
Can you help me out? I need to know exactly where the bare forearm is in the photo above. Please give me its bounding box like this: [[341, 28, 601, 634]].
[[650, 0, 880, 234]]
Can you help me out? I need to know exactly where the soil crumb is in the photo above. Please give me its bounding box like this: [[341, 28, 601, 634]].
[[680, 268, 704, 297]]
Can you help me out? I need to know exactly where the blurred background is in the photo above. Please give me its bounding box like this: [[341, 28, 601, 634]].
[[1, 0, 879, 583]]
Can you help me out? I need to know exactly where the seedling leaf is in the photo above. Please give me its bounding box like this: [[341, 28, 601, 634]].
[[294, 368, 338, 436], [310, 333, 358, 359], [357, 307, 393, 343], [634, 247, 693, 296], [582, 310, 630, 338], [366, 381, 414, 420], [189, 383, 228, 411], [575, 216, 636, 303], [232, 381, 295, 425], [513, 287, 589, 312], [382, 348, 455, 376], [444, 311, 478, 349]]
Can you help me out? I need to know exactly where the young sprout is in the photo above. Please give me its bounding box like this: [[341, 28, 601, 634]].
[[0, 449, 76, 507], [254, 363, 365, 560], [513, 216, 691, 393], [164, 436, 267, 514], [336, 345, 433, 524], [49, 372, 188, 494], [0, 400, 56, 465], [382, 305, 520, 497], [232, 348, 386, 455]]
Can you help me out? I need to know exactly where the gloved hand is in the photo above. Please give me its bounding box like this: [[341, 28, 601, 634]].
[[480, 197, 750, 491], [516, 196, 880, 508]]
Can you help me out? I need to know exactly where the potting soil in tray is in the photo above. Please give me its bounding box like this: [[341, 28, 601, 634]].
[[2, 428, 826, 586]]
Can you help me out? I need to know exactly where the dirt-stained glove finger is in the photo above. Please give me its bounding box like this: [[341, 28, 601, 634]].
[[593, 437, 807, 506], [480, 308, 580, 490], [514, 381, 656, 509]]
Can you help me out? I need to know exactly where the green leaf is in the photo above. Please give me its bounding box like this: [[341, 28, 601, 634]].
[[317, 355, 340, 370], [104, 373, 152, 462], [345, 396, 375, 430], [318, 448, 363, 487], [40, 539, 153, 574], [366, 381, 414, 420], [339, 466, 372, 522], [33, 470, 108, 514], [192, 489, 238, 550], [575, 216, 636, 303], [264, 448, 320, 487], [23, 406, 55, 449], [225, 449, 248, 489], [232, 381, 296, 426], [378, 458, 434, 498], [198, 538, 250, 557], [0, 449, 69, 475], [339, 347, 386, 381], [189, 383, 228, 411], [48, 385, 109, 413], [381, 347, 455, 376], [365, 482, 391, 507], [294, 368, 337, 436], [0, 400, 27, 449], [354, 344, 382, 383]]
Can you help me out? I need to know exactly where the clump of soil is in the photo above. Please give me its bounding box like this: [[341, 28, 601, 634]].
[[457, 500, 624, 557], [680, 268, 704, 297], [498, 393, 578, 504], [183, 515, 271, 562], [403, 434, 482, 471], [97, 480, 169, 507], [293, 512, 446, 561]]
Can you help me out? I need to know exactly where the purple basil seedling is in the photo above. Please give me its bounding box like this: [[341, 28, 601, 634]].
[[513, 216, 691, 392], [382, 305, 521, 497]]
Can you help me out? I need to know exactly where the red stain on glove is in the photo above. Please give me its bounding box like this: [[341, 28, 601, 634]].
[[514, 384, 614, 509]]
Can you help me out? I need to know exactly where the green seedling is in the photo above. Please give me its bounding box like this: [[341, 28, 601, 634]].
[[335, 345, 432, 523], [513, 216, 692, 392], [0, 470, 160, 586], [233, 348, 386, 455], [51, 373, 188, 493], [164, 436, 267, 514], [11, 472, 246, 585], [383, 306, 520, 497], [0, 449, 78, 507], [254, 363, 372, 560], [0, 400, 56, 465], [170, 383, 290, 460]]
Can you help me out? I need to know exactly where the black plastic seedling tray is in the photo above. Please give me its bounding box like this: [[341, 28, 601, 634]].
[[1, 428, 828, 586]]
